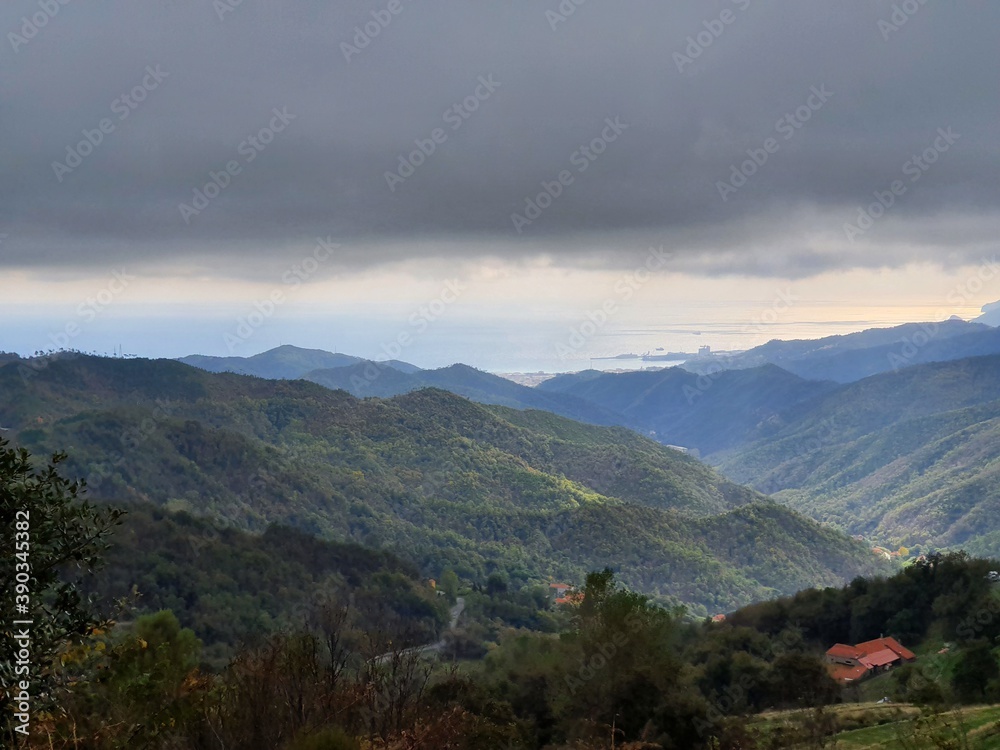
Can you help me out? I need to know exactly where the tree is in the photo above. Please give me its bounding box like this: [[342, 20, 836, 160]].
[[0, 439, 124, 742], [485, 572, 509, 597], [59, 610, 203, 745], [952, 640, 999, 703], [440, 568, 460, 603]]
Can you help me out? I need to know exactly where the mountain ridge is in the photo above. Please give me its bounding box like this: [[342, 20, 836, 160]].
[[178, 344, 420, 380], [0, 354, 889, 613], [682, 320, 1000, 383], [716, 354, 1000, 554]]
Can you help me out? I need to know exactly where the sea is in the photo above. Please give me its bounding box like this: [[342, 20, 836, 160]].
[[346, 302, 985, 374]]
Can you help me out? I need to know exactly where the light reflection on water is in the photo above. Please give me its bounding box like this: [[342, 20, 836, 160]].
[[409, 304, 984, 373]]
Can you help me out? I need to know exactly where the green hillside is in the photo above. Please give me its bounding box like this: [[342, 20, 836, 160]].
[[304, 361, 626, 427], [177, 344, 421, 380], [717, 355, 1000, 552], [0, 355, 887, 614], [538, 364, 835, 454], [88, 501, 446, 665]]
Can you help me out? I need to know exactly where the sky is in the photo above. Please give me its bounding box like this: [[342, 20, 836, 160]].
[[1, 1, 998, 370]]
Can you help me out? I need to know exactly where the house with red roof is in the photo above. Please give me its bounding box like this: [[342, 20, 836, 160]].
[[825, 637, 915, 683], [549, 583, 582, 606]]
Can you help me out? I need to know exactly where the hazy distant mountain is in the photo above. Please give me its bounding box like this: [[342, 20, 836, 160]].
[[716, 354, 1000, 554], [684, 320, 997, 382], [759, 326, 1000, 383], [538, 364, 835, 455], [976, 300, 1000, 327], [1, 354, 887, 613], [178, 344, 419, 380], [304, 361, 627, 427]]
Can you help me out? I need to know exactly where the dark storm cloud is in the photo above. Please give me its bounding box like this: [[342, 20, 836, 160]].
[[0, 0, 997, 277]]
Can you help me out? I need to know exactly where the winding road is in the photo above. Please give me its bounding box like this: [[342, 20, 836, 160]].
[[374, 596, 465, 663]]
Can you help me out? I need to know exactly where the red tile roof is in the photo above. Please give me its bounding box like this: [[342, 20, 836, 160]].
[[825, 637, 915, 682], [827, 663, 870, 683], [827, 643, 861, 659], [860, 648, 900, 669], [855, 637, 915, 661]]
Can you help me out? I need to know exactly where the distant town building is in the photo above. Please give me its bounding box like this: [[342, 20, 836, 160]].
[[698, 345, 711, 356]]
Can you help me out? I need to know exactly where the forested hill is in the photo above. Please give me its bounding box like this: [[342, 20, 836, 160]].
[[88, 501, 447, 665], [538, 364, 835, 455], [717, 354, 1000, 555], [0, 354, 888, 613], [304, 361, 627, 427], [177, 343, 419, 379]]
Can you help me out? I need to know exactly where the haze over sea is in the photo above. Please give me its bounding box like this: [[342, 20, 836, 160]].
[[9, 301, 982, 374], [402, 301, 982, 372]]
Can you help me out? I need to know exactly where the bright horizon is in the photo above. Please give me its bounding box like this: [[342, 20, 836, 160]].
[[2, 2, 998, 370]]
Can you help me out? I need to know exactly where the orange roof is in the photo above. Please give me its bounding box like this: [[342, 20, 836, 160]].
[[711, 614, 727, 622], [826, 643, 860, 659], [860, 648, 900, 668], [884, 637, 916, 661], [827, 663, 870, 683], [855, 637, 915, 661], [549, 583, 571, 590]]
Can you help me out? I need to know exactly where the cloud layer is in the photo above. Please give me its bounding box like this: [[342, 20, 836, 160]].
[[1, 0, 998, 278]]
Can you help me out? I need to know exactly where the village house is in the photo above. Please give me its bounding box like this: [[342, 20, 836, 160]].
[[548, 583, 583, 606], [549, 583, 572, 598], [825, 636, 916, 683]]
